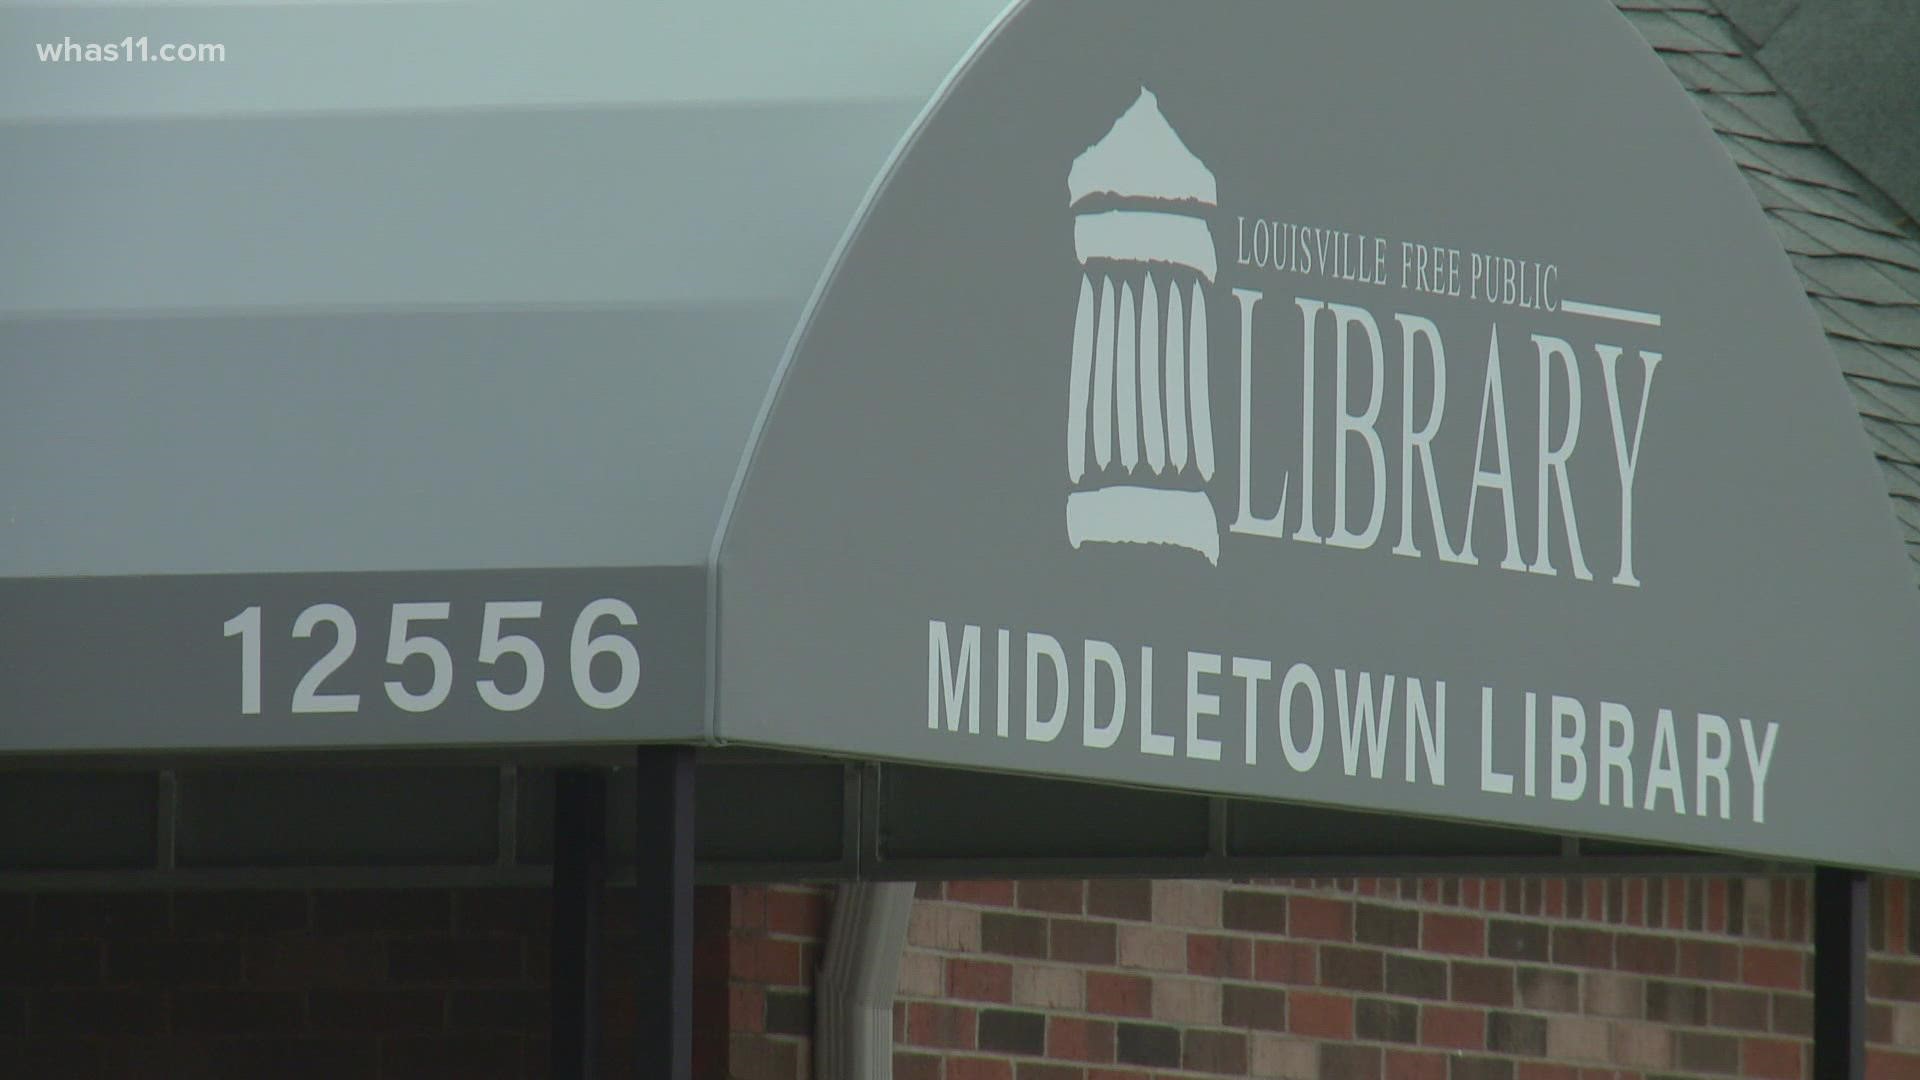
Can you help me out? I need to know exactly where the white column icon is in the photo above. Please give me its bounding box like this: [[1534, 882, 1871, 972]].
[[1065, 89, 1221, 563]]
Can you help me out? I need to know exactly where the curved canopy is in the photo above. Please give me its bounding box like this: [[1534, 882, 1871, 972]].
[[714, 0, 1920, 874], [2, 0, 1007, 576], [0, 0, 1003, 750], [5, 0, 1920, 873]]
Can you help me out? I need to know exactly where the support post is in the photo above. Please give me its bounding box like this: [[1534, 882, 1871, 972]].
[[552, 768, 608, 1080], [635, 746, 696, 1080], [1813, 868, 1867, 1080]]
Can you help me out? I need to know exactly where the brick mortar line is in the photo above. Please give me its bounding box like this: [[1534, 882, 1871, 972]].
[[921, 899, 1848, 949], [897, 939, 1917, 980], [914, 911, 1840, 953], [892, 981, 1829, 1008], [890, 989, 1856, 1038], [892, 1032, 1789, 1073], [890, 955, 1920, 1015]]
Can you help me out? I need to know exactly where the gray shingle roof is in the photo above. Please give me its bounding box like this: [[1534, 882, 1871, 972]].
[[1622, 1, 1920, 582]]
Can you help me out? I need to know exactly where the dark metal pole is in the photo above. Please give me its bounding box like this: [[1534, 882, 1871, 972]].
[[1813, 868, 1868, 1080], [635, 746, 696, 1080], [552, 769, 608, 1080]]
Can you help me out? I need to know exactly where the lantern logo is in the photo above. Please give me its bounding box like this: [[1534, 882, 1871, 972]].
[[1065, 89, 1222, 563]]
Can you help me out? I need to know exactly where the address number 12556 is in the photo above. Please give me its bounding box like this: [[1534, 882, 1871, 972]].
[[221, 599, 640, 716]]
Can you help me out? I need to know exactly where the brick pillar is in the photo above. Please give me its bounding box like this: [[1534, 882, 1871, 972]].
[[726, 884, 834, 1078]]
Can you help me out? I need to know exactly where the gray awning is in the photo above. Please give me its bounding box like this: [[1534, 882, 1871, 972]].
[[0, 0, 1003, 750], [2, 0, 1006, 577], [7, 0, 1920, 878]]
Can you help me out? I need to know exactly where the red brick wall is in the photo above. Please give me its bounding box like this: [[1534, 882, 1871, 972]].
[[725, 884, 834, 1079], [893, 877, 1920, 1080], [6, 878, 1917, 1079]]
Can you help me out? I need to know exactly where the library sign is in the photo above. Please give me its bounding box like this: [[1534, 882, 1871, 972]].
[[716, 0, 1920, 872]]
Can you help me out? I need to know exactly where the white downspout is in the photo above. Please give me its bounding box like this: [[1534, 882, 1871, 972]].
[[815, 881, 918, 1079]]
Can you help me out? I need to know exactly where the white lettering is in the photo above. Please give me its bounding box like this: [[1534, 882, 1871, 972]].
[[1293, 298, 1327, 544], [1480, 686, 1515, 795], [1644, 708, 1687, 814], [1405, 677, 1445, 786], [1529, 335, 1591, 580], [1231, 288, 1291, 539], [1327, 304, 1387, 550], [1025, 631, 1068, 743], [1233, 656, 1272, 766], [1524, 690, 1539, 797], [1082, 638, 1125, 749], [1335, 669, 1396, 778], [996, 628, 1011, 737], [1740, 717, 1779, 824], [1696, 712, 1732, 820], [1460, 332, 1527, 570], [1186, 651, 1223, 761], [1598, 346, 1662, 587], [1139, 645, 1174, 757], [1550, 694, 1588, 802], [1599, 701, 1634, 808], [1392, 315, 1459, 561], [927, 620, 979, 734], [1278, 662, 1324, 772]]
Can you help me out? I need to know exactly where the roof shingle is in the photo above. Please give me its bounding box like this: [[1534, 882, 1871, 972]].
[[1624, 0, 1920, 582]]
